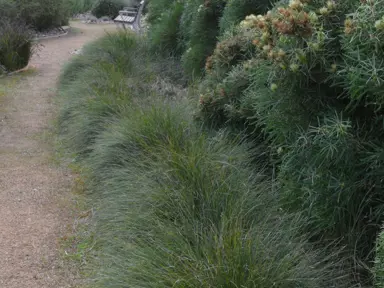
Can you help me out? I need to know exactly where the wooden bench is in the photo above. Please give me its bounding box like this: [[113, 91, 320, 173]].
[[114, 1, 145, 32]]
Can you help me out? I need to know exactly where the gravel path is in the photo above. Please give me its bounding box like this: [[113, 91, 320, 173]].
[[0, 22, 116, 288]]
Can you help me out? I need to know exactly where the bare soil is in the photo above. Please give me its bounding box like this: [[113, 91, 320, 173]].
[[0, 22, 116, 288]]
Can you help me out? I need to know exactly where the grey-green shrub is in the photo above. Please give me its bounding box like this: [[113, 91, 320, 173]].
[[338, 0, 384, 108]]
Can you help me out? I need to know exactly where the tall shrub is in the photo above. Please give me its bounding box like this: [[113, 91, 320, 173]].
[[219, 0, 274, 34], [181, 0, 226, 78], [198, 0, 384, 283], [17, 0, 69, 31], [148, 1, 184, 55], [68, 0, 97, 14], [0, 0, 18, 19], [91, 0, 127, 18], [375, 229, 384, 287]]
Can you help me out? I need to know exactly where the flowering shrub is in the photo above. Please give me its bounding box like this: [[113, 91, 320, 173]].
[[219, 0, 272, 34], [197, 0, 384, 284], [338, 0, 384, 108]]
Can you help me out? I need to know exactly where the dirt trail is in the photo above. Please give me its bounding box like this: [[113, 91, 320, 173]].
[[0, 22, 116, 288]]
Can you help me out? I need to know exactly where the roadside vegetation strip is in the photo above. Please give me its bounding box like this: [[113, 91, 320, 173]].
[[57, 28, 353, 287], [57, 0, 384, 287], [147, 0, 384, 286]]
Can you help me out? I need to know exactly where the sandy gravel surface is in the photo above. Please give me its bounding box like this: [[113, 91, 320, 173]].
[[0, 22, 116, 288]]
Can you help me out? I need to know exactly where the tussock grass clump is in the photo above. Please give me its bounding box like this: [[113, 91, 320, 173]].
[[0, 18, 34, 72], [58, 32, 141, 154], [86, 103, 350, 288], [59, 31, 186, 155]]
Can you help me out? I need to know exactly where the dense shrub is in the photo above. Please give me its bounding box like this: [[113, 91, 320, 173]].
[[0, 0, 18, 19], [91, 0, 125, 18], [68, 0, 97, 14], [146, 0, 178, 25], [0, 0, 69, 31], [16, 0, 69, 31], [338, 0, 384, 109], [148, 1, 184, 55], [147, 0, 227, 78], [68, 0, 139, 16], [0, 18, 34, 72], [180, 0, 226, 78], [147, 0, 277, 79], [197, 0, 384, 283], [375, 229, 384, 287], [219, 0, 273, 34]]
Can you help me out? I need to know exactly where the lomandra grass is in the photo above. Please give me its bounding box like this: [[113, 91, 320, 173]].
[[85, 103, 350, 288], [0, 18, 34, 72]]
